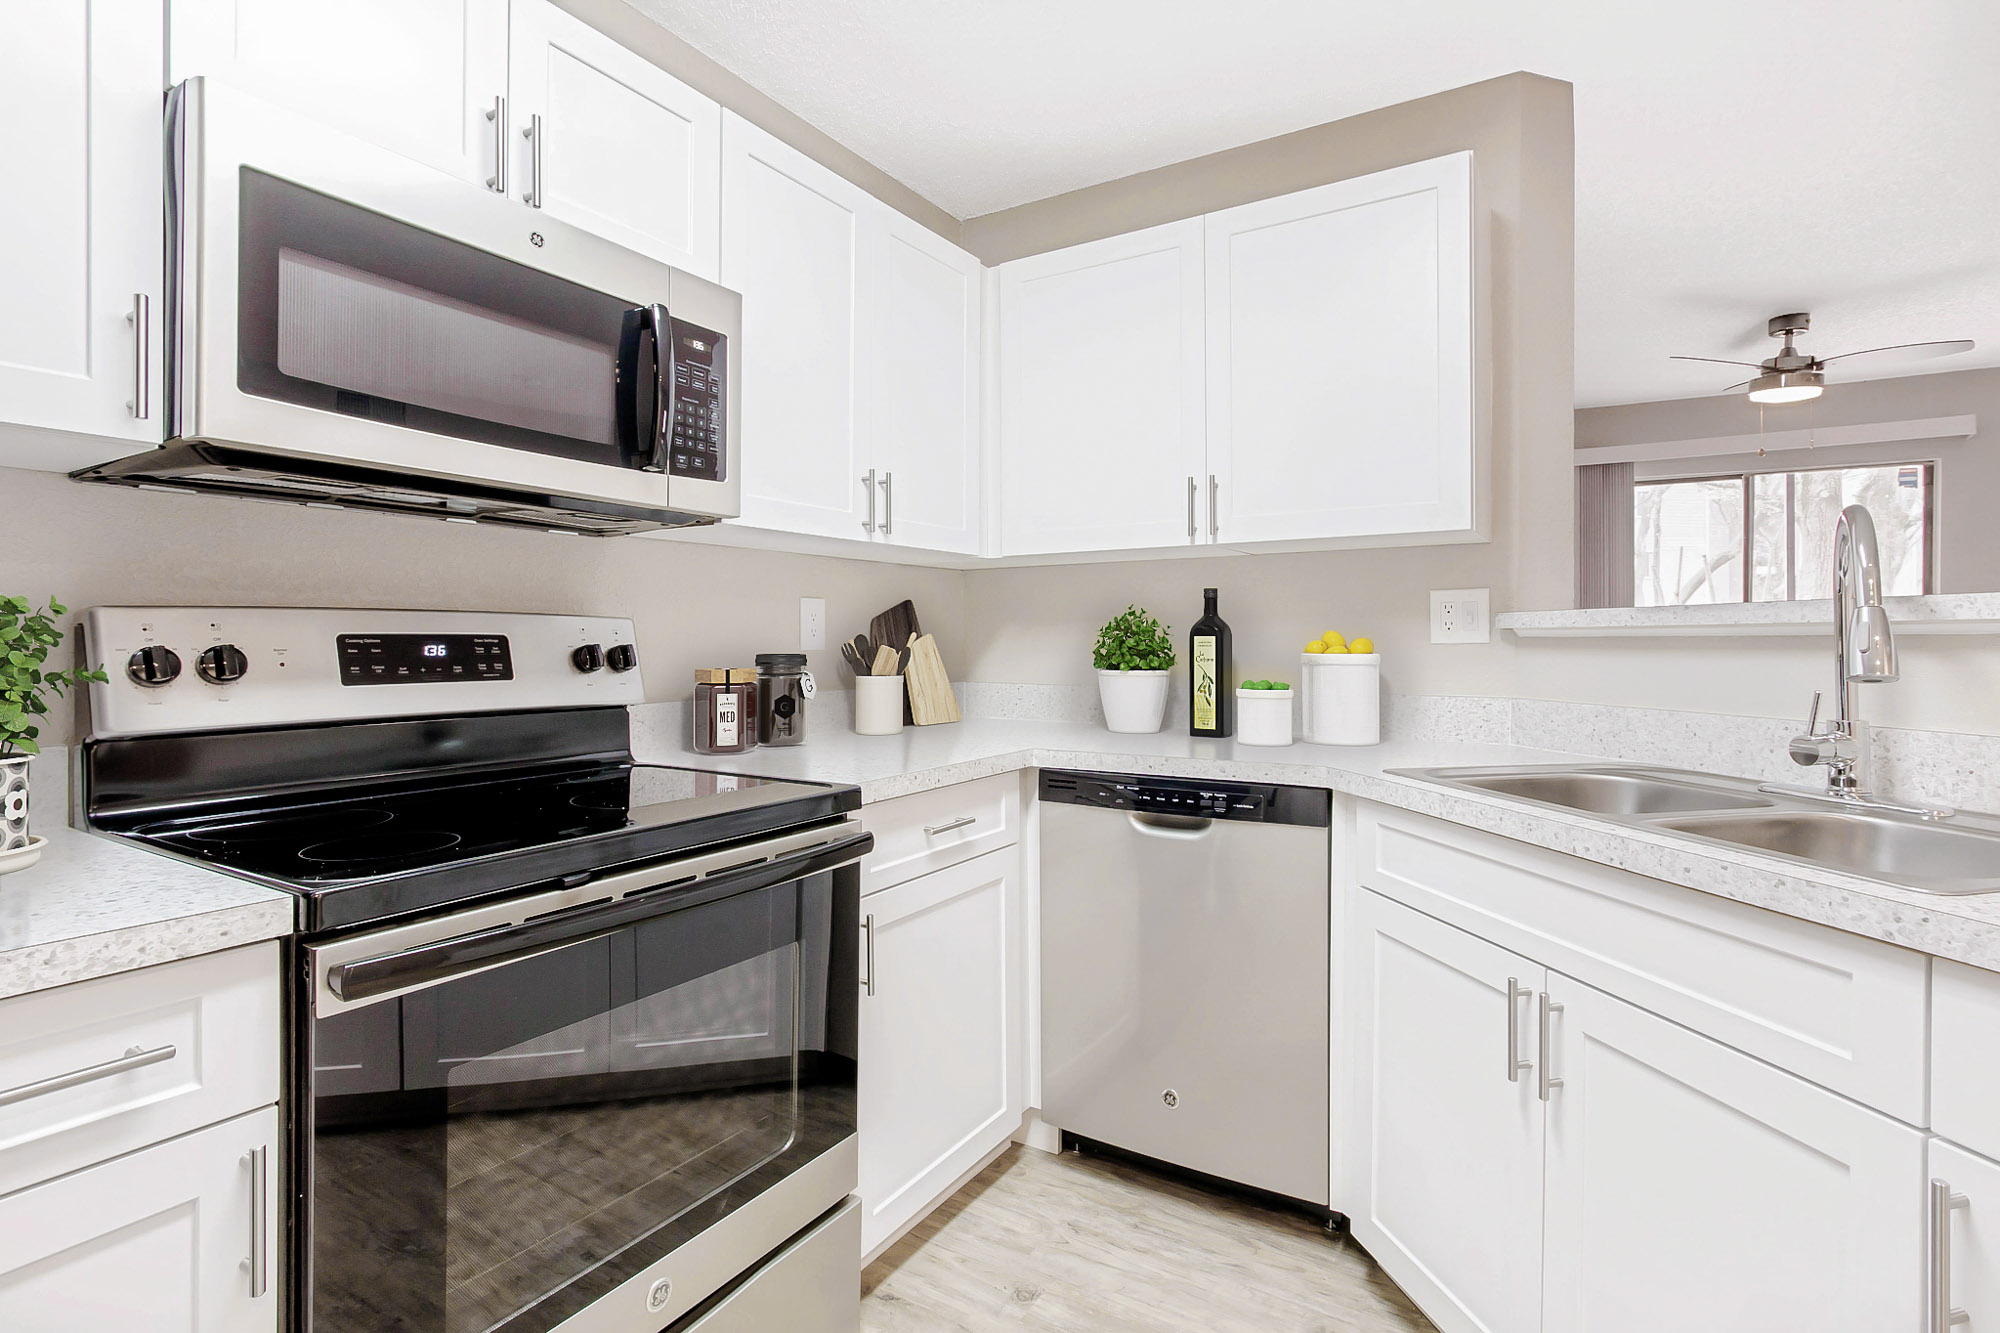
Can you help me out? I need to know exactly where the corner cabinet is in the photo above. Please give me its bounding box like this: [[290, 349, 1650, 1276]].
[[1204, 152, 1476, 546], [0, 0, 164, 465]]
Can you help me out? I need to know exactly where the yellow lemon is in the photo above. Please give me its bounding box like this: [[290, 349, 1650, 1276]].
[[1321, 631, 1346, 648], [1305, 639, 1327, 654], [1349, 637, 1375, 655], [1321, 642, 1349, 653]]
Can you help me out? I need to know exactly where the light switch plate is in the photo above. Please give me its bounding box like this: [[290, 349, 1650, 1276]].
[[1430, 588, 1491, 644], [800, 598, 826, 650]]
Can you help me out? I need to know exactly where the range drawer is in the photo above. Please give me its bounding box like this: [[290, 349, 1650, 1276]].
[[859, 773, 1020, 896], [0, 943, 280, 1197], [1357, 804, 1928, 1122]]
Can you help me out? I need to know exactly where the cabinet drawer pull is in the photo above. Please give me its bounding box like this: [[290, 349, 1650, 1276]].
[[484, 95, 507, 194], [0, 1042, 177, 1109], [522, 113, 544, 207], [861, 913, 877, 997], [879, 471, 893, 536], [1537, 992, 1563, 1101], [861, 468, 877, 533], [1208, 474, 1219, 540], [1187, 476, 1197, 541], [1505, 977, 1532, 1083], [245, 1144, 270, 1299], [1931, 1177, 1970, 1331], [126, 293, 150, 420], [924, 816, 977, 837]]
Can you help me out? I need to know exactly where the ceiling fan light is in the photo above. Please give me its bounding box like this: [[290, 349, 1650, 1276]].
[[1747, 369, 1824, 404]]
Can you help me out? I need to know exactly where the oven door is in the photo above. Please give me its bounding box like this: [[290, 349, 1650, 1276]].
[[300, 823, 865, 1333], [169, 78, 739, 522]]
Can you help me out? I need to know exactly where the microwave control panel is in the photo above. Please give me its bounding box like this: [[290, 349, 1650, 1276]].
[[667, 318, 726, 482]]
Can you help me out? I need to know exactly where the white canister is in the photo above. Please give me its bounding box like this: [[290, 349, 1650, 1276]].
[[1235, 688, 1295, 747], [1096, 669, 1170, 734], [1303, 653, 1381, 746], [854, 675, 906, 736]]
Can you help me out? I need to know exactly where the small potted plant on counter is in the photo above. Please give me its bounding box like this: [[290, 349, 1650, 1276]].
[[1, 597, 106, 871], [1093, 605, 1175, 734]]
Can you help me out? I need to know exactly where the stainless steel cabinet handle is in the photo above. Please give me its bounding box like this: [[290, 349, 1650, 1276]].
[[861, 468, 877, 533], [0, 1041, 176, 1109], [1187, 476, 1197, 541], [861, 913, 877, 996], [924, 816, 977, 837], [1537, 992, 1563, 1101], [522, 113, 544, 207], [484, 95, 507, 194], [879, 471, 893, 536], [245, 1145, 269, 1299], [126, 293, 150, 419], [1931, 1178, 1970, 1331], [1506, 977, 1532, 1083], [1207, 474, 1219, 539]]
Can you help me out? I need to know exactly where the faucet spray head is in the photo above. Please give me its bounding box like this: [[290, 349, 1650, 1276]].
[[1846, 603, 1898, 682]]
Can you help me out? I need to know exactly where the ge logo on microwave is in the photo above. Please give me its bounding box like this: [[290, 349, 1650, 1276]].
[[529, 231, 545, 248]]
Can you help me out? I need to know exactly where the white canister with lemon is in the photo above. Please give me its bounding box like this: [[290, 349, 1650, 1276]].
[[1302, 632, 1381, 746]]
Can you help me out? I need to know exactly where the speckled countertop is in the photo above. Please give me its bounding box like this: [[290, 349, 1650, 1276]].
[[631, 711, 2000, 973], [0, 754, 294, 1000]]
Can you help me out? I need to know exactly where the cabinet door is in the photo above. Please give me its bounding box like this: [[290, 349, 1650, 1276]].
[[1929, 1138, 2000, 1333], [859, 848, 1024, 1257], [1542, 974, 1923, 1333], [996, 220, 1207, 556], [721, 113, 871, 541], [0, 0, 162, 454], [170, 0, 508, 188], [1343, 890, 1545, 1333], [0, 1107, 279, 1333], [860, 212, 984, 555], [508, 0, 721, 278], [1205, 152, 1475, 546]]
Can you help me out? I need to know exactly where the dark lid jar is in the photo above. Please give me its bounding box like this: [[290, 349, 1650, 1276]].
[[754, 654, 813, 747]]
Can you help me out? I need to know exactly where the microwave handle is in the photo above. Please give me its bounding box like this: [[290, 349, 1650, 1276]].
[[326, 828, 874, 1003], [615, 303, 673, 473]]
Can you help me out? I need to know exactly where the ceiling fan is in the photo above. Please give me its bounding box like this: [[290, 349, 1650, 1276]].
[[1672, 313, 1975, 404]]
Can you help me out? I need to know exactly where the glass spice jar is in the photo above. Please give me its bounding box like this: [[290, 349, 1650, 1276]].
[[692, 668, 759, 755]]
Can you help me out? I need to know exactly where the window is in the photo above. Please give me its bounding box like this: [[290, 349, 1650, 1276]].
[[1634, 462, 1931, 607]]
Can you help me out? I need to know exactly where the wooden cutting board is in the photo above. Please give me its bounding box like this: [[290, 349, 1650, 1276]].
[[870, 601, 922, 722], [904, 633, 960, 726]]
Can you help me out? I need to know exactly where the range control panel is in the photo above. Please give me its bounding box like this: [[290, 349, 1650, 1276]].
[[83, 608, 644, 738], [1038, 770, 1330, 828], [666, 317, 726, 482]]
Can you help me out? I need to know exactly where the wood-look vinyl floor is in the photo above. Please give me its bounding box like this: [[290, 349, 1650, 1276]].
[[862, 1146, 1437, 1333]]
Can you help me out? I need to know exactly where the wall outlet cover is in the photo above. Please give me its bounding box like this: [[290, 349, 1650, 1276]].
[[800, 597, 827, 650], [1430, 588, 1491, 644]]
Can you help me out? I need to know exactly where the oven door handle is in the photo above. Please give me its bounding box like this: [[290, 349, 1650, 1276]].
[[327, 828, 873, 1003], [615, 302, 672, 472]]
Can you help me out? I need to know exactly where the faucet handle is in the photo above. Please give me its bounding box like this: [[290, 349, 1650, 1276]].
[[1803, 690, 1822, 735]]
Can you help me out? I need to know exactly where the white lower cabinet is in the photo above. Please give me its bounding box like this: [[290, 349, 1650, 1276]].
[[1540, 974, 1923, 1333], [1929, 1138, 2000, 1333], [858, 845, 1025, 1258], [0, 1105, 279, 1333], [1345, 890, 1545, 1333]]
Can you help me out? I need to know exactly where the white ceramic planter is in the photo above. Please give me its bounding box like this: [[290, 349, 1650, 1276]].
[[1236, 688, 1295, 747], [1096, 669, 1170, 734], [0, 755, 28, 851]]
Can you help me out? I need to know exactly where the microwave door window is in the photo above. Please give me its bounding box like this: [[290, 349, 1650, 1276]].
[[236, 169, 647, 470]]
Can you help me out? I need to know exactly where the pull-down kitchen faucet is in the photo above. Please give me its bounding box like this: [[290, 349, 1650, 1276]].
[[1771, 504, 1952, 819]]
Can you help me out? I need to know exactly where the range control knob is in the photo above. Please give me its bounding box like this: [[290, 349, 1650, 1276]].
[[571, 643, 605, 674], [605, 643, 638, 673], [126, 644, 182, 688], [197, 644, 249, 685]]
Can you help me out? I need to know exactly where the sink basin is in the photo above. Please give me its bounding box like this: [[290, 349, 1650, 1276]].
[[1408, 767, 1774, 817], [1654, 810, 2000, 895]]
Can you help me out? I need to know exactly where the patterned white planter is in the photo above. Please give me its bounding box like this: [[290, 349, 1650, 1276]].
[[0, 756, 28, 851]]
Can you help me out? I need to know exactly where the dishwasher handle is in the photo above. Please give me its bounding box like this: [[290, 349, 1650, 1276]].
[[1126, 811, 1215, 837]]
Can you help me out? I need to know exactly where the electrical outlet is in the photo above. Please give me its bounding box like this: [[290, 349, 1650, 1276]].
[[799, 597, 826, 650], [1430, 588, 1491, 644]]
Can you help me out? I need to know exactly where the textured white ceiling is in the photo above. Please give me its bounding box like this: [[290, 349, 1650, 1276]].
[[634, 0, 2000, 407]]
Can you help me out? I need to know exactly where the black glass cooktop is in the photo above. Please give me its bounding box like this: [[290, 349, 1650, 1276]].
[[109, 762, 854, 933]]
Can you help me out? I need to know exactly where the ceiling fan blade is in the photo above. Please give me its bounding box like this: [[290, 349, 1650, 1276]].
[[1717, 379, 1755, 395], [1820, 339, 1975, 371], [1671, 355, 1765, 368]]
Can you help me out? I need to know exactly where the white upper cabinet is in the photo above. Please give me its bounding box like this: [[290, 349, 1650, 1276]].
[[170, 0, 510, 189], [1204, 152, 1476, 547], [858, 212, 984, 555], [996, 220, 1207, 556], [0, 0, 163, 459], [720, 113, 871, 542], [508, 0, 721, 279]]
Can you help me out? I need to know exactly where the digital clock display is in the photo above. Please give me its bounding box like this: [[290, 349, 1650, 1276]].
[[337, 633, 513, 685]]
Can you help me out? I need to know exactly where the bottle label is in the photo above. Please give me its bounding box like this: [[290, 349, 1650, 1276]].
[[715, 693, 740, 747], [1192, 637, 1217, 730]]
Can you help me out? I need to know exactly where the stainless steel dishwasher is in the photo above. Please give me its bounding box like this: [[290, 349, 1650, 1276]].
[[1038, 769, 1331, 1205]]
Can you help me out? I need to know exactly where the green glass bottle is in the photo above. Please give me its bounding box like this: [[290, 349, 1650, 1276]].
[[1189, 587, 1233, 738]]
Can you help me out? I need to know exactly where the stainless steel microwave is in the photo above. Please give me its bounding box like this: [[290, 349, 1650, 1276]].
[[75, 79, 740, 536]]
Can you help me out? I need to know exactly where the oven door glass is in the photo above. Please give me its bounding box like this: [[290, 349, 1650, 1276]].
[[236, 169, 667, 470], [306, 868, 854, 1333]]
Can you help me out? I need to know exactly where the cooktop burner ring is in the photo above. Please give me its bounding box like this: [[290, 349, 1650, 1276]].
[[182, 807, 395, 845], [299, 829, 464, 864]]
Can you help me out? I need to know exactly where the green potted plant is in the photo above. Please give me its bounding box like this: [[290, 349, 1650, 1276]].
[[1092, 605, 1175, 733], [1, 597, 106, 863]]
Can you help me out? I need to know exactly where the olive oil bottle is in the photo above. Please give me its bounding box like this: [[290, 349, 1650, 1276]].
[[1189, 587, 1233, 737]]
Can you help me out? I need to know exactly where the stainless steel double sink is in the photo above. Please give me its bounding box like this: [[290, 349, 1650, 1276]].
[[1392, 765, 2000, 895]]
